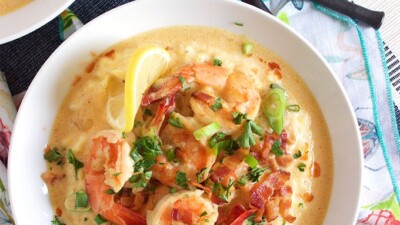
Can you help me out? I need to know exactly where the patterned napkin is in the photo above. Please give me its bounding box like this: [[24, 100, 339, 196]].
[[0, 0, 399, 224]]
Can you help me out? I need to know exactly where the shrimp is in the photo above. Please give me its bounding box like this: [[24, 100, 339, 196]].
[[142, 64, 261, 135], [84, 130, 146, 225], [151, 124, 216, 187], [147, 190, 218, 225]]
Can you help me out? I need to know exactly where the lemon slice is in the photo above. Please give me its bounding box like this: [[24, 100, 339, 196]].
[[106, 93, 125, 131], [124, 45, 170, 132]]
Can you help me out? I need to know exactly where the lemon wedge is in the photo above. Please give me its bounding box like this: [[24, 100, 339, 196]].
[[124, 45, 170, 132]]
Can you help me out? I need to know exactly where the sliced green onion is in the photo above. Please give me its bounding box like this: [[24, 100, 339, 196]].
[[67, 149, 84, 179], [263, 85, 286, 134], [176, 171, 189, 189], [287, 104, 300, 112], [105, 189, 115, 195], [196, 167, 208, 183], [293, 150, 302, 159], [213, 58, 223, 66], [169, 187, 178, 194], [94, 214, 108, 225], [234, 21, 244, 26], [238, 175, 248, 185], [242, 42, 253, 56], [298, 163, 306, 172], [210, 97, 222, 112], [75, 191, 88, 208], [193, 122, 221, 141], [44, 147, 61, 162], [178, 75, 186, 86], [168, 115, 183, 128], [244, 154, 258, 169], [166, 149, 176, 162]]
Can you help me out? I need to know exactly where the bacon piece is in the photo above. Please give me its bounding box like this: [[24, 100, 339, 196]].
[[231, 208, 258, 225], [302, 192, 314, 202], [250, 170, 290, 208], [311, 162, 321, 177], [275, 155, 294, 167], [265, 197, 280, 222], [41, 171, 65, 185], [279, 185, 296, 223], [254, 207, 265, 223], [210, 166, 231, 183], [171, 207, 193, 224], [268, 62, 281, 71], [223, 204, 247, 224], [274, 70, 283, 79], [56, 207, 63, 217]]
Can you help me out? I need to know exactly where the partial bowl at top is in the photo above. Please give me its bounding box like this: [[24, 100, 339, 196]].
[[0, 0, 75, 44], [8, 0, 362, 224]]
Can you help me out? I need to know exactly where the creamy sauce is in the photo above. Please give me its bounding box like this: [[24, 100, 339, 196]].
[[0, 0, 32, 16], [44, 26, 332, 225]]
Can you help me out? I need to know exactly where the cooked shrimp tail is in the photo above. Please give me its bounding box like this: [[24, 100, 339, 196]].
[[146, 96, 175, 135]]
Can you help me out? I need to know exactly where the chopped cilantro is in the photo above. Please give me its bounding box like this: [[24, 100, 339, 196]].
[[212, 179, 234, 201], [247, 167, 266, 182], [166, 149, 176, 162], [196, 167, 208, 183], [93, 214, 107, 225], [208, 132, 237, 155], [105, 189, 115, 195], [213, 58, 222, 66], [122, 131, 126, 139], [44, 147, 61, 163], [298, 203, 304, 207], [208, 132, 227, 148], [238, 175, 248, 185], [176, 171, 189, 189], [178, 75, 186, 86], [210, 97, 223, 112], [200, 211, 208, 217], [293, 150, 302, 159], [75, 191, 88, 208], [129, 171, 152, 188], [51, 216, 66, 225], [232, 112, 247, 125], [271, 140, 284, 156], [298, 163, 306, 172], [169, 187, 178, 194], [130, 136, 163, 172], [236, 120, 263, 148], [168, 116, 183, 128], [67, 149, 84, 179], [144, 108, 153, 116]]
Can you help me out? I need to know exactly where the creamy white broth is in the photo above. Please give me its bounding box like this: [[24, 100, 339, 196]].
[[43, 26, 332, 225]]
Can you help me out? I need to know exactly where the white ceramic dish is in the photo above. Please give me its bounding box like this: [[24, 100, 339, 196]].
[[8, 0, 363, 224], [0, 0, 75, 44]]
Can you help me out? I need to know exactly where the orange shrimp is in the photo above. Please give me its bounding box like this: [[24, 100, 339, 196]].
[[84, 130, 146, 225]]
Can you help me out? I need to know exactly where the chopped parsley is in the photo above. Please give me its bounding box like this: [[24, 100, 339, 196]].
[[178, 75, 186, 86], [130, 136, 163, 172], [247, 167, 266, 182], [166, 149, 176, 162], [232, 112, 247, 125], [208, 132, 226, 148], [67, 149, 84, 179], [196, 167, 208, 183], [122, 131, 126, 139], [236, 120, 263, 148], [93, 214, 107, 225], [168, 116, 183, 128], [200, 211, 208, 217], [105, 189, 115, 195], [238, 175, 248, 185], [75, 191, 88, 208], [234, 21, 244, 26], [51, 216, 66, 225], [44, 147, 61, 163], [298, 203, 304, 208], [144, 108, 153, 116], [271, 140, 284, 156], [169, 187, 178, 194], [213, 58, 222, 66], [129, 171, 152, 188], [293, 150, 302, 159], [208, 132, 237, 155], [176, 171, 189, 189], [210, 97, 223, 112], [298, 163, 306, 172], [212, 180, 235, 201]]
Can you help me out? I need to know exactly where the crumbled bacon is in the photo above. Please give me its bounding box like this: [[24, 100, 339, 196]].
[[231, 208, 258, 225], [41, 171, 65, 185], [311, 162, 321, 177], [275, 155, 294, 167], [56, 207, 62, 217], [171, 207, 193, 224], [265, 197, 280, 222], [210, 166, 231, 183], [302, 192, 314, 202], [268, 62, 281, 71], [222, 204, 247, 224]]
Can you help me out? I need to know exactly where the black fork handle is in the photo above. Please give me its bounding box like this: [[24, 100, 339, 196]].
[[311, 0, 384, 29]]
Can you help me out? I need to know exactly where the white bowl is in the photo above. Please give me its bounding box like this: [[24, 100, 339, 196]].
[[0, 0, 75, 44], [8, 0, 363, 224]]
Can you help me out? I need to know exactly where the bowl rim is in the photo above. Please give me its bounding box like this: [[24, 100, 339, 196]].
[[8, 0, 363, 224]]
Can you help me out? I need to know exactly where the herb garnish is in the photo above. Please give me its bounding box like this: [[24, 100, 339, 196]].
[[93, 214, 108, 225], [287, 104, 300, 112], [176, 171, 189, 189], [166, 149, 176, 162], [212, 179, 234, 201], [105, 189, 115, 195], [234, 22, 244, 26], [297, 163, 306, 172], [210, 97, 223, 112], [144, 108, 153, 116], [236, 120, 263, 148], [232, 112, 247, 125], [44, 147, 61, 163], [51, 216, 66, 225], [168, 115, 183, 128], [75, 191, 89, 208], [200, 211, 208, 217], [130, 136, 163, 172], [169, 187, 178, 194], [213, 58, 222, 66], [178, 75, 186, 86], [208, 132, 237, 155], [247, 167, 266, 182], [293, 150, 302, 159], [271, 140, 284, 156], [196, 167, 208, 183], [244, 154, 258, 168], [67, 149, 84, 179], [238, 175, 248, 185]]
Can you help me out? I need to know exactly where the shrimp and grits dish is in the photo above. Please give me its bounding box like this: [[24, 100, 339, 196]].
[[42, 26, 333, 225]]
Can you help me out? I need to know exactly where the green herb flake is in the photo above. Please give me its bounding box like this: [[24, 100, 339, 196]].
[[169, 187, 178, 194], [168, 116, 183, 128], [234, 21, 244, 26], [166, 149, 176, 162], [44, 147, 61, 163], [84, 217, 88, 222], [67, 149, 84, 179], [298, 203, 304, 208], [236, 120, 263, 148], [176, 171, 189, 189], [212, 180, 234, 202], [144, 108, 153, 116], [242, 42, 254, 56], [178, 75, 186, 86], [293, 150, 302, 159], [271, 140, 284, 156], [93, 214, 107, 225], [75, 191, 89, 208], [210, 97, 222, 112], [232, 112, 247, 125], [105, 189, 115, 195], [298, 163, 306, 172], [113, 172, 121, 177], [122, 131, 126, 139], [247, 167, 266, 182], [200, 211, 208, 217], [213, 58, 222, 66], [238, 175, 248, 186], [205, 219, 210, 222], [287, 104, 300, 112], [131, 136, 163, 172], [130, 171, 152, 188], [51, 216, 66, 225], [208, 132, 226, 148], [196, 167, 208, 183]]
